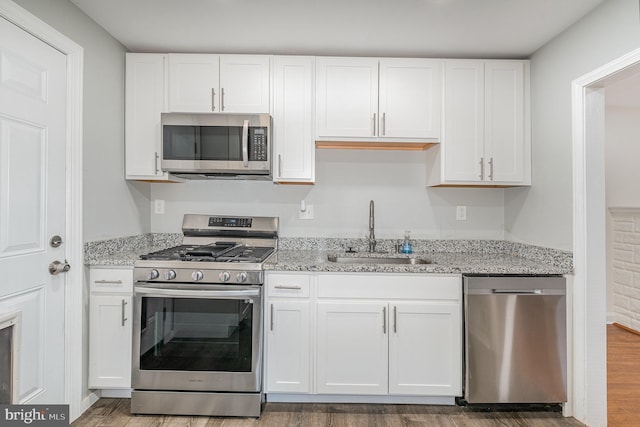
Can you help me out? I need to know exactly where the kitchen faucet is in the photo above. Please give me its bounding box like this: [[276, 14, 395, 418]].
[[368, 200, 376, 252]]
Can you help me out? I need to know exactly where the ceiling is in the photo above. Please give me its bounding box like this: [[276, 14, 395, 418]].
[[70, 0, 605, 58]]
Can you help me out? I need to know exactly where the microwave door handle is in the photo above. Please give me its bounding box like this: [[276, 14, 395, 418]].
[[242, 120, 249, 167]]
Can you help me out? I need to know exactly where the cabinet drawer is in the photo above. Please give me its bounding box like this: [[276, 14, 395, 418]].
[[267, 273, 311, 298], [90, 267, 133, 293], [317, 273, 460, 300]]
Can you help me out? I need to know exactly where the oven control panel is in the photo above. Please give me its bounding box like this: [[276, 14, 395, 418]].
[[134, 267, 263, 285], [208, 217, 252, 228]]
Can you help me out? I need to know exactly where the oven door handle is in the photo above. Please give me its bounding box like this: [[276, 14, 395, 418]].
[[134, 286, 260, 299], [242, 119, 249, 167]]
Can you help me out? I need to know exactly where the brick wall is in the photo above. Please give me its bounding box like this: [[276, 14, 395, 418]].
[[610, 208, 640, 332]]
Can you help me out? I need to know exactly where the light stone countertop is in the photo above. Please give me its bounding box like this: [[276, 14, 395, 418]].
[[264, 249, 571, 275], [85, 234, 572, 275]]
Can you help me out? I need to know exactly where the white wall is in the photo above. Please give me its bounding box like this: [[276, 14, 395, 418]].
[[151, 150, 506, 239], [504, 0, 640, 251], [605, 106, 640, 319], [14, 0, 151, 242]]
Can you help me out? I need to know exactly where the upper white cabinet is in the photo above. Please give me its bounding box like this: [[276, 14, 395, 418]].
[[316, 57, 442, 141], [168, 54, 270, 113], [272, 56, 315, 183], [125, 53, 173, 180], [427, 59, 530, 186]]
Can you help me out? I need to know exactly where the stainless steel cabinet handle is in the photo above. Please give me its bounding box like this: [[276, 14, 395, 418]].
[[221, 87, 225, 111], [274, 285, 302, 290], [382, 112, 386, 136], [270, 303, 274, 331], [372, 113, 377, 136], [479, 157, 484, 180], [393, 305, 397, 333], [121, 299, 128, 326], [489, 157, 494, 181], [492, 289, 543, 295], [154, 152, 160, 174], [278, 154, 283, 177], [95, 280, 123, 284], [382, 306, 387, 334], [211, 88, 216, 111]]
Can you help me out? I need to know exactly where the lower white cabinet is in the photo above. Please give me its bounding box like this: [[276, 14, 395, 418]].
[[265, 271, 462, 399], [316, 301, 388, 394], [388, 302, 461, 395], [88, 267, 133, 389], [265, 273, 312, 393]]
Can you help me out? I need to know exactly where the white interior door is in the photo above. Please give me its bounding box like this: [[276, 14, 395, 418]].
[[0, 16, 67, 404]]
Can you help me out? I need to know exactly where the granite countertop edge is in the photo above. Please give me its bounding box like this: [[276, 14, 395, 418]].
[[84, 234, 573, 275]]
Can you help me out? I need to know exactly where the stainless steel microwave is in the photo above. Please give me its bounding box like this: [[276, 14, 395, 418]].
[[161, 113, 271, 179]]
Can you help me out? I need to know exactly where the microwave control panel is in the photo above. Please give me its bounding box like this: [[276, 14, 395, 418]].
[[249, 127, 268, 161]]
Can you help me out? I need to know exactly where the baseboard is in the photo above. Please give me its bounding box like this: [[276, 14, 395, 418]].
[[265, 393, 456, 405], [74, 391, 100, 422], [101, 389, 132, 398]]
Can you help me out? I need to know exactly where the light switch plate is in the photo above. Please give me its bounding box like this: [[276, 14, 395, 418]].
[[299, 204, 314, 220], [456, 205, 467, 221]]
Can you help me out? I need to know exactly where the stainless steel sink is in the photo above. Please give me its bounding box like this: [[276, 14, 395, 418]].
[[327, 255, 434, 265]]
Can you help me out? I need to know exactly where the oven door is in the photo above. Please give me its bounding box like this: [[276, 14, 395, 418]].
[[132, 283, 262, 392]]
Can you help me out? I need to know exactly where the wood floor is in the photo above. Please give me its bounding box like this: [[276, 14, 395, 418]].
[[607, 323, 640, 427], [71, 399, 585, 427]]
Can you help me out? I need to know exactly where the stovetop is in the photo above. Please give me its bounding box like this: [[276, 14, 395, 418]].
[[139, 243, 274, 263]]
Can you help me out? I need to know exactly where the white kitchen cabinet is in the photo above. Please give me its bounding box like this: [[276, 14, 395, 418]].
[[125, 53, 173, 181], [378, 59, 441, 139], [272, 56, 315, 183], [316, 57, 442, 141], [315, 273, 462, 397], [388, 302, 462, 395], [427, 59, 530, 186], [168, 54, 270, 113], [265, 273, 312, 393], [88, 267, 133, 389], [316, 301, 389, 395]]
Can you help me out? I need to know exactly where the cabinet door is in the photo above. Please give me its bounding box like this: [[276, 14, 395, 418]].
[[125, 53, 170, 180], [168, 54, 219, 112], [388, 302, 462, 396], [266, 300, 311, 393], [316, 301, 388, 394], [89, 294, 132, 388], [442, 60, 485, 182], [219, 55, 270, 113], [272, 56, 315, 183], [379, 59, 442, 139], [316, 57, 379, 138], [484, 61, 526, 183]]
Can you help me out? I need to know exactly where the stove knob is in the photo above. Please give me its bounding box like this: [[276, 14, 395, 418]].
[[219, 271, 231, 282], [164, 270, 177, 280], [147, 269, 159, 280], [236, 272, 248, 283], [192, 270, 204, 281]]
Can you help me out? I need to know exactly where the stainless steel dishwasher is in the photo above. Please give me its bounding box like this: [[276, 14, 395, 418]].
[[463, 275, 566, 404]]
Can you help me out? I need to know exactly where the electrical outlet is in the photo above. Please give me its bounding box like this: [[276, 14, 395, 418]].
[[299, 204, 314, 220], [456, 205, 467, 221], [154, 199, 165, 214]]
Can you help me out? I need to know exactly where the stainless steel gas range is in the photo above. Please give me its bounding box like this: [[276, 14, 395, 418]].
[[130, 214, 278, 417]]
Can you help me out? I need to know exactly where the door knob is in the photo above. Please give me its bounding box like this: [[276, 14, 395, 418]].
[[49, 260, 71, 275]]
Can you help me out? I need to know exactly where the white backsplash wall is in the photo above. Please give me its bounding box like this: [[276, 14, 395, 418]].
[[150, 150, 505, 239]]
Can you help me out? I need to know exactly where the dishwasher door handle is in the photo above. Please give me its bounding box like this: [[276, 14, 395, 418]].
[[491, 289, 543, 295]]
